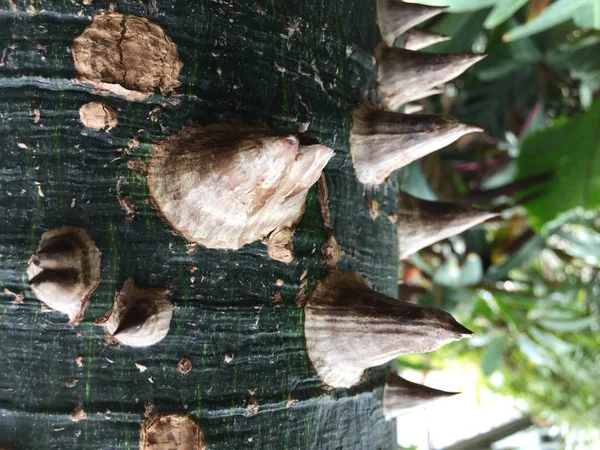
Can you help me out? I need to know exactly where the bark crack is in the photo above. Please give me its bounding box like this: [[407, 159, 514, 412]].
[[117, 15, 128, 83]]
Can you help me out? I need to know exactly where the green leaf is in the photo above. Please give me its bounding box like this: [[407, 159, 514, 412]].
[[516, 99, 600, 231], [433, 254, 462, 287], [485, 233, 545, 281], [490, 294, 520, 329], [517, 335, 553, 367], [400, 162, 437, 201], [478, 19, 542, 81], [529, 327, 575, 354], [548, 37, 600, 110], [552, 225, 600, 259], [484, 0, 528, 29], [504, 0, 600, 41], [459, 253, 484, 286], [540, 316, 596, 332], [572, 0, 600, 29], [471, 297, 496, 322], [481, 335, 506, 375], [406, 0, 496, 13], [427, 10, 490, 53]]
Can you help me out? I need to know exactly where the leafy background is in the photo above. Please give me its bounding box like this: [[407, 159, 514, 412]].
[[398, 0, 600, 448]]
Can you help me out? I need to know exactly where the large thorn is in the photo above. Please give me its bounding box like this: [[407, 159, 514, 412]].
[[377, 0, 448, 47], [304, 271, 472, 388], [377, 46, 485, 110], [398, 192, 498, 259], [383, 371, 459, 420], [404, 28, 450, 51], [350, 105, 483, 185]]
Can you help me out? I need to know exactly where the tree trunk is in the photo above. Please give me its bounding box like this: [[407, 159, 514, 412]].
[[0, 1, 399, 449]]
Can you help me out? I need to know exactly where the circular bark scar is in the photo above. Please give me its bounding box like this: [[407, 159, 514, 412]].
[[140, 413, 206, 450], [177, 357, 192, 374], [73, 13, 182, 95], [79, 102, 118, 130]]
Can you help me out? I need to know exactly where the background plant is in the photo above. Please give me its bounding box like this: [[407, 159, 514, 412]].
[[397, 0, 600, 447]]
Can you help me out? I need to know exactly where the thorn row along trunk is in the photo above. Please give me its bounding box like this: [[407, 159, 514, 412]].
[[1, 1, 487, 449]]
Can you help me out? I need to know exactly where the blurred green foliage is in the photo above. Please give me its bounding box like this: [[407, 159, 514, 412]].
[[397, 0, 600, 446]]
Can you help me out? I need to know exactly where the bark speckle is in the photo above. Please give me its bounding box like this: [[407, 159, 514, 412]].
[[178, 357, 192, 374], [246, 389, 259, 416], [70, 405, 87, 423], [79, 102, 117, 131]]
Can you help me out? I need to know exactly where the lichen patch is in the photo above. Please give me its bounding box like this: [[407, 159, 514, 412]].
[[140, 413, 205, 450], [79, 101, 118, 130], [73, 13, 182, 96]]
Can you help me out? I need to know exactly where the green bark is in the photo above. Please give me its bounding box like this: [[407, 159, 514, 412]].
[[0, 0, 399, 449]]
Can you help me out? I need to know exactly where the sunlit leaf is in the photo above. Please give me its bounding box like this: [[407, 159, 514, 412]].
[[540, 316, 596, 332], [517, 335, 554, 367], [459, 253, 484, 286], [405, 0, 496, 13], [487, 293, 520, 329], [471, 297, 496, 322], [529, 326, 575, 354], [484, 0, 528, 29], [433, 254, 462, 287], [572, 0, 600, 29], [551, 225, 600, 260], [481, 335, 506, 375], [504, 0, 598, 41]]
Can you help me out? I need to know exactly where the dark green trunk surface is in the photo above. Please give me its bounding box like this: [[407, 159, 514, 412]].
[[0, 1, 399, 448]]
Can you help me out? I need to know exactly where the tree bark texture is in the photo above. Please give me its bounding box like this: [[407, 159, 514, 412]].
[[0, 0, 399, 449]]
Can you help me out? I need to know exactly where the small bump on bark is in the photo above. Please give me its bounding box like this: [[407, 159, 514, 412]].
[[26, 227, 101, 324], [98, 278, 172, 348]]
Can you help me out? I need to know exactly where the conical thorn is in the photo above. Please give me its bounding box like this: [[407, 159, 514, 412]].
[[304, 271, 472, 388], [377, 0, 448, 46], [377, 46, 486, 110], [383, 371, 460, 420], [397, 192, 498, 259], [350, 105, 484, 185], [404, 28, 451, 51]]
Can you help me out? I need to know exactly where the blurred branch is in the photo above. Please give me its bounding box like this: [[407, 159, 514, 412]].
[[442, 417, 534, 450]]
